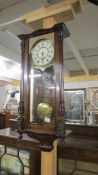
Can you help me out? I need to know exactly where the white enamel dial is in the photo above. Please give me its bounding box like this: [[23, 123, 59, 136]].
[[31, 39, 54, 67]]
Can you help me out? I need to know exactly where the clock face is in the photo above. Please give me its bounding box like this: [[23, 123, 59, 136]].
[[30, 39, 54, 67]]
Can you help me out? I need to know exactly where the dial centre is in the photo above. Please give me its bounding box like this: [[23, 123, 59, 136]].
[[38, 47, 48, 59]]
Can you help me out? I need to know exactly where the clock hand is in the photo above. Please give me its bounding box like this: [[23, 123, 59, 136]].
[[41, 52, 45, 63], [42, 52, 44, 58]]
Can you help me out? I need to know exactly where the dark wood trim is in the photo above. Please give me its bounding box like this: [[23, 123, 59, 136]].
[[65, 123, 98, 136], [54, 30, 66, 138], [18, 23, 70, 40], [58, 124, 98, 163]]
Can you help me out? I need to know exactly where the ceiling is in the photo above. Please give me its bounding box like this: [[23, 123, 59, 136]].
[[64, 0, 98, 76], [0, 0, 26, 10], [0, 0, 98, 83]]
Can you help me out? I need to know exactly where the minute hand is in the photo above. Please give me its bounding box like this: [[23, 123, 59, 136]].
[[41, 52, 45, 63]]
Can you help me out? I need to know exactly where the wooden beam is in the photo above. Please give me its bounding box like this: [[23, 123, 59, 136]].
[[29, 5, 74, 29], [41, 140, 57, 175], [21, 0, 82, 29], [21, 0, 81, 22], [72, 0, 82, 13], [0, 80, 20, 87], [46, 0, 82, 13], [70, 69, 97, 77], [23, 4, 75, 23], [0, 82, 8, 86], [10, 80, 20, 86], [64, 75, 98, 83], [42, 17, 57, 28]]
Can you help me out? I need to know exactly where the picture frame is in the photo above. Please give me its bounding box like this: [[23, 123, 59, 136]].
[[89, 87, 98, 111], [64, 89, 85, 122]]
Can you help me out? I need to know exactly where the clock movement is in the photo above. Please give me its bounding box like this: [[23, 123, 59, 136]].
[[17, 23, 70, 151]]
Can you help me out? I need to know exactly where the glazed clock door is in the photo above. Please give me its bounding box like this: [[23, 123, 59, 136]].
[[29, 33, 55, 127]]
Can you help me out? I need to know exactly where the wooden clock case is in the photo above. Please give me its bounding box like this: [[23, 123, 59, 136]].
[[17, 23, 70, 151]]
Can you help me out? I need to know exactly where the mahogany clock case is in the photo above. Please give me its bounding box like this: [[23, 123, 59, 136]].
[[18, 23, 70, 151]]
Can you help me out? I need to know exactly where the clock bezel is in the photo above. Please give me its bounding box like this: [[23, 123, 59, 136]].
[[30, 38, 54, 68]]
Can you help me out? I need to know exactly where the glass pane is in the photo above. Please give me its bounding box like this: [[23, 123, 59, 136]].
[[19, 150, 30, 166], [29, 33, 56, 125], [58, 158, 76, 174], [19, 150, 30, 159], [24, 167, 29, 175], [0, 145, 5, 156], [6, 147, 18, 156], [58, 159, 98, 175], [1, 155, 22, 174], [0, 146, 30, 175]]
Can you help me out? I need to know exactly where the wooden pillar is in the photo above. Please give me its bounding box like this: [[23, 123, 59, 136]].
[[42, 17, 56, 28], [41, 17, 57, 175], [41, 140, 57, 175]]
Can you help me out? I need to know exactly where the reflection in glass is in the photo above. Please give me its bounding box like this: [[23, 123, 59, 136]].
[[29, 66, 55, 125]]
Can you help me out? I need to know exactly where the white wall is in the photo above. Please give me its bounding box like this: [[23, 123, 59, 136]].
[[5, 85, 20, 106], [64, 80, 98, 89], [0, 85, 20, 110], [0, 86, 6, 110]]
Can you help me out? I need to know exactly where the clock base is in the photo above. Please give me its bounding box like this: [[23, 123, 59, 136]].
[[22, 129, 56, 152]]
